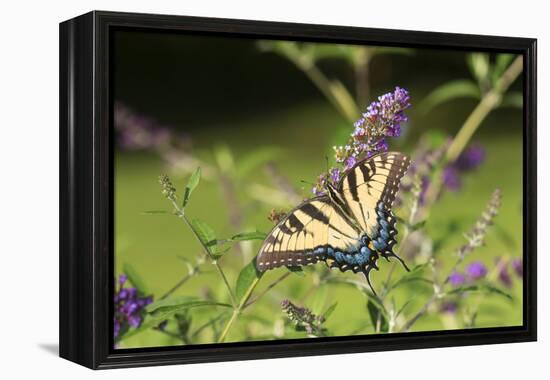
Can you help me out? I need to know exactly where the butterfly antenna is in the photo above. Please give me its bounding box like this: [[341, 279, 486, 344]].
[[325, 155, 330, 174]]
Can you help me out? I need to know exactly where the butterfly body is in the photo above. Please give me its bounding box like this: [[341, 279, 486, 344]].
[[256, 152, 410, 294]]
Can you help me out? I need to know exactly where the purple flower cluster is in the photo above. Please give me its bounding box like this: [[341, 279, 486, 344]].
[[496, 257, 523, 288], [312, 168, 342, 197], [114, 274, 153, 340], [449, 261, 488, 288], [440, 301, 459, 314], [398, 142, 485, 206], [397, 139, 449, 206], [443, 145, 485, 191], [313, 87, 411, 196], [115, 103, 172, 150], [334, 87, 410, 170]]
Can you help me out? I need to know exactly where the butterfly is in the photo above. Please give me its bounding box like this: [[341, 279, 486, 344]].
[[255, 151, 411, 295]]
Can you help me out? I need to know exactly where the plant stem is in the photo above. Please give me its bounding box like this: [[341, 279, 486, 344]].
[[423, 56, 523, 209], [354, 47, 371, 109], [191, 313, 227, 340], [401, 250, 467, 332], [153, 326, 187, 343], [288, 55, 359, 123], [446, 55, 523, 162], [217, 277, 262, 343], [159, 270, 195, 301], [244, 272, 291, 309], [169, 198, 237, 307]]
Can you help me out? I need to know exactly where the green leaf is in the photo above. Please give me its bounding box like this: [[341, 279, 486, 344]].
[[446, 284, 513, 300], [141, 210, 169, 215], [395, 299, 414, 318], [410, 220, 427, 231], [121, 298, 231, 341], [500, 91, 523, 109], [214, 145, 235, 173], [235, 258, 263, 304], [419, 79, 481, 114], [182, 167, 201, 209], [467, 53, 490, 84], [322, 302, 338, 321], [367, 299, 389, 333], [122, 262, 150, 296], [308, 43, 356, 63], [236, 147, 283, 178], [389, 276, 433, 293], [190, 218, 218, 253], [229, 231, 267, 242], [371, 46, 415, 56], [146, 296, 232, 314], [310, 285, 328, 315], [387, 262, 433, 293]]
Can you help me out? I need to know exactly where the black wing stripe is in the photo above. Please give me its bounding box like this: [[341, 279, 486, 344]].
[[347, 168, 359, 201], [300, 203, 330, 224], [279, 223, 293, 235], [359, 164, 371, 184], [288, 214, 304, 230]]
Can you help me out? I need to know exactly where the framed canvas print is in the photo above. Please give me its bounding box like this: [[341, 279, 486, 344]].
[[59, 11, 537, 369]]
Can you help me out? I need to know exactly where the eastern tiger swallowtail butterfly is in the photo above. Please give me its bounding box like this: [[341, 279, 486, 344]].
[[255, 151, 410, 294]]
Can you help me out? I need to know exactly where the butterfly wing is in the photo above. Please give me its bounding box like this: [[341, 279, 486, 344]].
[[338, 151, 410, 269], [256, 197, 362, 271], [339, 151, 410, 236]]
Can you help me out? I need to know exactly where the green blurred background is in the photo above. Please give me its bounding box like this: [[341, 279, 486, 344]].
[[114, 30, 523, 348]]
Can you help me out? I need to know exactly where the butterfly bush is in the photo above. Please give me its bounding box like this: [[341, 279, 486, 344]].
[[313, 87, 411, 196], [398, 142, 486, 207], [114, 274, 152, 340]]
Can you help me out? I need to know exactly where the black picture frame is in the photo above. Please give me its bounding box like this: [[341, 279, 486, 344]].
[[59, 10, 537, 370]]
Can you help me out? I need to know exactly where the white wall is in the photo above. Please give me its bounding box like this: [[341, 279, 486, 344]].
[[0, 0, 546, 378]]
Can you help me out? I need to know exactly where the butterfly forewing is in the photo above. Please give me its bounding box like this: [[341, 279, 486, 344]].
[[340, 152, 410, 236], [256, 197, 359, 271]]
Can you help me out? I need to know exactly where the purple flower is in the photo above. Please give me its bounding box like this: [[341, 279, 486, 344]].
[[312, 174, 327, 197], [375, 139, 389, 153], [465, 262, 488, 280], [330, 168, 341, 184], [114, 102, 181, 151], [127, 315, 142, 328], [114, 273, 153, 341], [512, 258, 523, 277], [441, 144, 486, 193], [316, 87, 411, 196], [114, 319, 121, 338], [360, 86, 411, 140], [440, 301, 458, 314], [497, 261, 512, 288], [449, 271, 466, 286], [443, 166, 461, 192], [345, 156, 357, 170], [454, 145, 485, 171]]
